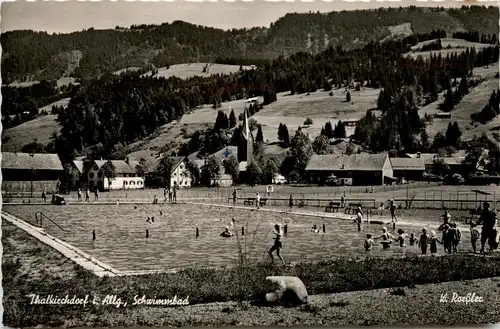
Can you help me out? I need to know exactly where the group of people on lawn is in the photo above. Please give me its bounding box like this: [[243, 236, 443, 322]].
[[364, 202, 499, 255]]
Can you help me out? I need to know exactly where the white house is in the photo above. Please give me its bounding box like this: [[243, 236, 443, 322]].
[[85, 158, 144, 191], [168, 156, 192, 188]]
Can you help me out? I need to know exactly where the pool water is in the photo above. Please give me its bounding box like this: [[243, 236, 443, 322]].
[[3, 203, 472, 271]]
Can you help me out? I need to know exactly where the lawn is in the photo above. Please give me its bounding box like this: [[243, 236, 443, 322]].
[[4, 218, 500, 327]]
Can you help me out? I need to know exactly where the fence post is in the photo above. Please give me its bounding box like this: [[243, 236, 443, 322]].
[[456, 191, 459, 211], [424, 190, 427, 210]]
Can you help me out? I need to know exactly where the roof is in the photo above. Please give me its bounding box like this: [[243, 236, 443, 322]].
[[72, 160, 84, 173], [169, 156, 185, 170], [305, 153, 388, 171], [390, 157, 425, 171], [2, 152, 63, 171], [94, 160, 140, 174], [212, 146, 238, 160], [406, 153, 437, 166]]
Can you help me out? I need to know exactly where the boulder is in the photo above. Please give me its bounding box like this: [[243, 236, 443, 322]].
[[264, 276, 308, 305]]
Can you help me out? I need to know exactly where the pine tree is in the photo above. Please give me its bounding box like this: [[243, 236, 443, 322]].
[[420, 127, 430, 150], [229, 109, 237, 128], [256, 125, 264, 143], [333, 121, 346, 138]]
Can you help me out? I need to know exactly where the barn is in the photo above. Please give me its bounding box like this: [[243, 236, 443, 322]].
[[305, 153, 394, 186], [1, 152, 64, 194]]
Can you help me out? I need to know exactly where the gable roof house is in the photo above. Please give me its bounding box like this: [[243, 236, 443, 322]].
[[1, 152, 64, 194], [85, 157, 143, 191], [305, 153, 393, 186], [390, 157, 425, 181]]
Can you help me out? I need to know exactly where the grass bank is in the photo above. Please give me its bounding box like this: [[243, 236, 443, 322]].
[[4, 220, 500, 327]]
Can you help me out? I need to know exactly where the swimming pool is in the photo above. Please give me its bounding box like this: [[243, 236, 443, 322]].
[[3, 203, 472, 271]]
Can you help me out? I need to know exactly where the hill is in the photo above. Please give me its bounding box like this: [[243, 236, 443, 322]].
[[1, 114, 60, 152], [2, 5, 498, 83]]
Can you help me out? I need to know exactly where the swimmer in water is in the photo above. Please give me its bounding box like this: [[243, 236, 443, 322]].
[[364, 234, 376, 251], [395, 229, 406, 247], [429, 231, 442, 255], [311, 225, 320, 233], [409, 233, 418, 246], [374, 227, 394, 249], [220, 226, 233, 238]]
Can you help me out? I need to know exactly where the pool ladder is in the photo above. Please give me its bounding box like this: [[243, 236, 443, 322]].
[[34, 211, 67, 231]]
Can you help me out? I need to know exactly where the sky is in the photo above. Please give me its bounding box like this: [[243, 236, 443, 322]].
[[0, 0, 493, 34]]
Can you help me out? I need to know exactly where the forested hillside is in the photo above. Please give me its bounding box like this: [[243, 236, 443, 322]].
[[2, 5, 498, 83]]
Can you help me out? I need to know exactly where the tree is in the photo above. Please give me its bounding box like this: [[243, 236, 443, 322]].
[[21, 139, 47, 153], [313, 135, 331, 155], [262, 157, 280, 184], [223, 155, 240, 184], [304, 117, 313, 126], [277, 123, 290, 147], [135, 158, 149, 188], [256, 125, 264, 143], [420, 128, 430, 151], [214, 110, 229, 130], [201, 156, 222, 186], [186, 160, 201, 186], [431, 132, 447, 151], [156, 156, 177, 187], [333, 121, 346, 138], [445, 122, 462, 148], [246, 160, 262, 187], [432, 157, 450, 178], [229, 109, 237, 128], [321, 121, 334, 138], [289, 128, 313, 182], [346, 91, 351, 102], [101, 160, 117, 190]]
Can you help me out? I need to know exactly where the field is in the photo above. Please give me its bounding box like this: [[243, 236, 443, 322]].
[[4, 201, 461, 272], [405, 38, 493, 59], [1, 114, 60, 152], [141, 63, 253, 80], [424, 63, 499, 140], [5, 77, 79, 88]]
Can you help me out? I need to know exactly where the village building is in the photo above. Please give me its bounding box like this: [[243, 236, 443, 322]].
[[168, 156, 192, 188], [390, 157, 425, 181], [305, 153, 394, 186], [83, 157, 143, 191], [1, 152, 64, 194]]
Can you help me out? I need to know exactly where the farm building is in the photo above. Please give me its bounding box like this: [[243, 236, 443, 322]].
[[434, 112, 452, 119], [305, 153, 394, 186], [390, 157, 425, 181], [69, 160, 84, 189], [1, 152, 64, 193]]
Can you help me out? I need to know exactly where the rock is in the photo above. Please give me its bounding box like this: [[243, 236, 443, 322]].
[[264, 276, 308, 305]]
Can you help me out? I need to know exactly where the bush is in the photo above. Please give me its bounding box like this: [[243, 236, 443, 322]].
[[304, 117, 313, 126]]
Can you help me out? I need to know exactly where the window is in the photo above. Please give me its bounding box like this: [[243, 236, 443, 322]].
[[124, 181, 128, 185], [130, 181, 135, 185], [97, 172, 103, 179], [89, 172, 95, 179]]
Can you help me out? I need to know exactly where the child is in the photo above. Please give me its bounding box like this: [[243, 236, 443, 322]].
[[409, 233, 418, 246], [364, 234, 375, 251], [451, 222, 461, 253], [374, 227, 394, 249], [77, 188, 82, 202], [269, 224, 285, 265], [256, 192, 261, 209], [390, 199, 398, 223], [354, 207, 363, 231], [470, 222, 480, 253], [429, 231, 442, 256], [420, 228, 429, 255], [395, 229, 406, 247]]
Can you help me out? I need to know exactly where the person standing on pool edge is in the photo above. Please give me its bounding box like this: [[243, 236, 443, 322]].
[[269, 224, 285, 265], [289, 194, 294, 211], [390, 199, 398, 224]]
